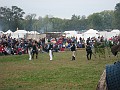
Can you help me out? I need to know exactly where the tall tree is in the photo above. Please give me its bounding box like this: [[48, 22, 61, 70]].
[[11, 6, 25, 31], [79, 15, 88, 30], [88, 13, 103, 30], [100, 10, 114, 30], [0, 6, 25, 31], [0, 7, 11, 31], [114, 3, 120, 29], [24, 14, 36, 31]]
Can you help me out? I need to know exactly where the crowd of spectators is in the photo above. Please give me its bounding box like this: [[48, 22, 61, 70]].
[[0, 33, 120, 56], [0, 34, 86, 56]]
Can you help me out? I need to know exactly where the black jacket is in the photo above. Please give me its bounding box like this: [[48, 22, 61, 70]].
[[86, 45, 92, 53], [48, 44, 53, 50], [71, 44, 76, 51]]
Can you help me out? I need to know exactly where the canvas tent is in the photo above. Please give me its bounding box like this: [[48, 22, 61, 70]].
[[11, 30, 27, 39], [64, 30, 78, 37], [4, 30, 13, 34], [0, 31, 4, 36], [111, 29, 120, 33], [84, 29, 98, 34], [111, 29, 120, 36], [76, 34, 83, 42], [83, 29, 99, 41], [29, 31, 40, 34], [0, 30, 4, 34]]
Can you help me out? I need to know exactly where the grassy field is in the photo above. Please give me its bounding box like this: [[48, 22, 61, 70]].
[[0, 49, 119, 90]]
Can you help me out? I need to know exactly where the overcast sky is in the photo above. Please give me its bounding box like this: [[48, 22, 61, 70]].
[[0, 0, 119, 19]]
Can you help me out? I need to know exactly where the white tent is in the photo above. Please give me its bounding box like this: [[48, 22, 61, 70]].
[[111, 29, 120, 36], [14, 30, 27, 34], [111, 29, 120, 33], [76, 34, 83, 42], [64, 30, 78, 37], [0, 31, 4, 36], [83, 29, 99, 41], [0, 30, 4, 34], [12, 30, 27, 39], [99, 31, 113, 40], [84, 29, 98, 34], [29, 31, 40, 34], [4, 30, 13, 34]]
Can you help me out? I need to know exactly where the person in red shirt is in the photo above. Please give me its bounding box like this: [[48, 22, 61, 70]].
[[0, 44, 5, 54]]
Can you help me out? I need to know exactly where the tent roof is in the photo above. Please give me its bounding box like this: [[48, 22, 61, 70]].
[[84, 29, 98, 34], [4, 30, 13, 34], [14, 30, 27, 34], [30, 31, 40, 34], [0, 31, 4, 33], [64, 30, 77, 34], [111, 29, 120, 33]]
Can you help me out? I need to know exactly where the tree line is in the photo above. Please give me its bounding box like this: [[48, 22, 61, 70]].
[[0, 3, 120, 32]]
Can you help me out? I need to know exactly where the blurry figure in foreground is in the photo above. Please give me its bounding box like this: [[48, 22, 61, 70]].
[[96, 61, 120, 90], [111, 44, 120, 56]]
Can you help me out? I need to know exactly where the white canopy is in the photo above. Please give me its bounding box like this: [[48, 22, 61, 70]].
[[0, 31, 4, 36], [83, 29, 99, 42], [0, 30, 4, 33], [64, 30, 77, 37], [11, 30, 27, 39], [64, 30, 77, 34], [29, 31, 40, 34], [111, 29, 120, 33], [111, 29, 120, 36], [14, 30, 27, 34], [84, 29, 98, 34], [4, 30, 13, 34]]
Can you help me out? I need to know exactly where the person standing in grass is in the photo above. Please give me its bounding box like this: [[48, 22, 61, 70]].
[[86, 43, 92, 60], [32, 41, 38, 59], [48, 41, 53, 60], [71, 41, 76, 60], [27, 39, 33, 60]]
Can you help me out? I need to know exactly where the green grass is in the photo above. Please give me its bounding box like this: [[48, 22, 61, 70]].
[[0, 50, 119, 90]]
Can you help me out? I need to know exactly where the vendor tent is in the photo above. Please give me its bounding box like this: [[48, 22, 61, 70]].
[[12, 30, 27, 39], [84, 29, 98, 34], [4, 30, 13, 34], [0, 31, 4, 36], [83, 29, 99, 41], [29, 31, 40, 34], [99, 31, 113, 40], [111, 29, 120, 33], [64, 30, 78, 37], [111, 29, 120, 36]]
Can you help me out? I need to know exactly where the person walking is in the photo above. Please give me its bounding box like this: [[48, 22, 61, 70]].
[[27, 40, 33, 60], [86, 43, 92, 60], [32, 41, 38, 59], [71, 42, 76, 60], [48, 41, 53, 60]]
